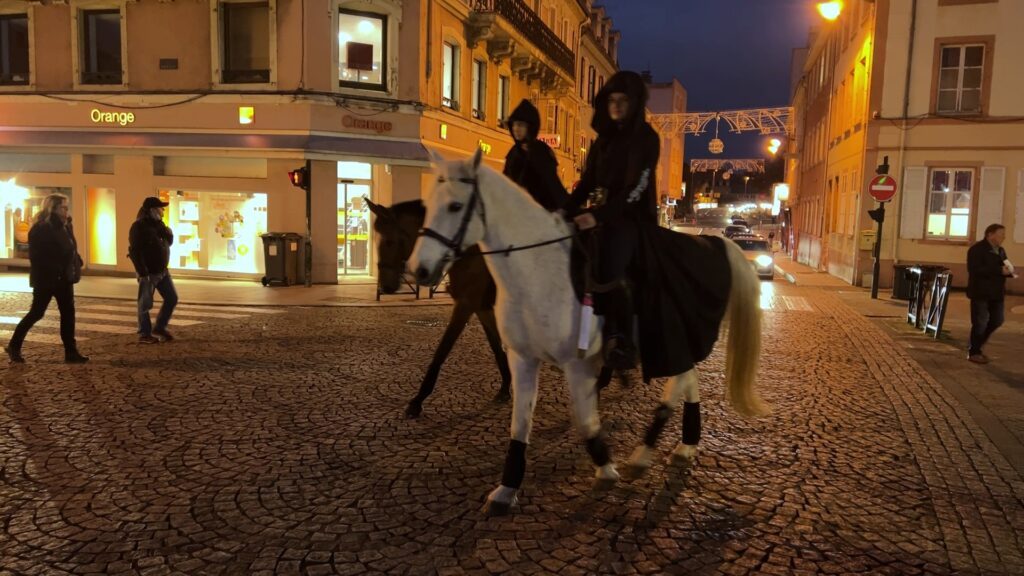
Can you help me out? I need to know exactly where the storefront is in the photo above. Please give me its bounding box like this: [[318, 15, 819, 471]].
[[158, 189, 269, 275], [337, 161, 374, 277], [0, 181, 72, 261]]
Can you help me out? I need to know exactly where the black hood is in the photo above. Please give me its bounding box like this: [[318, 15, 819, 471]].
[[592, 70, 650, 137], [507, 99, 541, 141]]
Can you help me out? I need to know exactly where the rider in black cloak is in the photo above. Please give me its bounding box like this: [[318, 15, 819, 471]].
[[567, 70, 733, 381], [503, 99, 569, 211]]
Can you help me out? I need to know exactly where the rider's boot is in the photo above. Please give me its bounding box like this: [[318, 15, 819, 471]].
[[602, 286, 636, 371]]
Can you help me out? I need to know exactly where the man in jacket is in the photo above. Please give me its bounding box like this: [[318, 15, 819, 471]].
[[503, 99, 569, 211], [966, 223, 1015, 364], [129, 197, 179, 344]]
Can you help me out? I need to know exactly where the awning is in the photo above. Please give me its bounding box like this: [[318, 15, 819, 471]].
[[0, 128, 431, 164]]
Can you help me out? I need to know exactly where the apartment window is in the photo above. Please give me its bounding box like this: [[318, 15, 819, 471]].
[[0, 15, 28, 85], [497, 75, 510, 126], [442, 42, 459, 109], [598, 75, 604, 91], [937, 45, 984, 114], [578, 56, 586, 98], [471, 59, 486, 120], [927, 168, 973, 239], [339, 9, 386, 90], [81, 9, 121, 85], [587, 66, 596, 103], [221, 2, 270, 83]]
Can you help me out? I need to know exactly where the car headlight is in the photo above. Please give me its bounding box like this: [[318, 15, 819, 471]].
[[755, 255, 774, 268]]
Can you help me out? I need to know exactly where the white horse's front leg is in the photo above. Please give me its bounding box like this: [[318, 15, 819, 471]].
[[564, 359, 619, 488], [629, 368, 699, 475], [483, 350, 540, 516]]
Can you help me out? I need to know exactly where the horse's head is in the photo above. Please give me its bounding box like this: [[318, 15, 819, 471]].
[[411, 148, 486, 286], [367, 198, 424, 294]]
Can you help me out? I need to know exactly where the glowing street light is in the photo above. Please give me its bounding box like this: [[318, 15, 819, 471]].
[[817, 1, 843, 21], [767, 138, 782, 156]]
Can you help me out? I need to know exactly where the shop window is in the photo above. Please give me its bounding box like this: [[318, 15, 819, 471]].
[[338, 8, 386, 90], [0, 14, 29, 85], [471, 59, 486, 120], [221, 1, 271, 83], [937, 44, 984, 114], [81, 9, 122, 85], [162, 190, 268, 274], [0, 183, 71, 260], [442, 42, 459, 110], [926, 168, 972, 239], [497, 75, 510, 126], [86, 187, 117, 265]]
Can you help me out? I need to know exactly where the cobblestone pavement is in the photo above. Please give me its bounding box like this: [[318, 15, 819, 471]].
[[0, 283, 1022, 575]]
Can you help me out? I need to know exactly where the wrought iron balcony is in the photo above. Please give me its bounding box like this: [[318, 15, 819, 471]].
[[466, 0, 575, 79]]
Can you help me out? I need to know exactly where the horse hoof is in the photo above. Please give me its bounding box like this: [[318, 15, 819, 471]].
[[492, 390, 511, 404], [482, 499, 513, 517], [626, 446, 654, 478], [404, 402, 423, 419], [670, 443, 698, 463], [482, 486, 518, 516], [593, 464, 620, 490]]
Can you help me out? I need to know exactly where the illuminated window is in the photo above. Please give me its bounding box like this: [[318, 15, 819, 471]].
[[497, 75, 510, 126], [442, 42, 459, 109], [339, 9, 386, 90], [0, 14, 29, 85], [0, 185, 71, 260], [221, 1, 271, 83], [927, 168, 972, 239], [86, 187, 117, 265]]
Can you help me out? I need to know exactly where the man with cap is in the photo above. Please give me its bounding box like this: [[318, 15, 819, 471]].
[[129, 197, 178, 344]]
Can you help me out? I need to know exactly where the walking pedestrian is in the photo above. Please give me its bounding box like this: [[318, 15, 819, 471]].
[[3, 193, 88, 364], [128, 197, 178, 344], [966, 223, 1016, 364]]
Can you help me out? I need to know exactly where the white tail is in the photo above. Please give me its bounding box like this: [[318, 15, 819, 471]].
[[722, 239, 769, 417]]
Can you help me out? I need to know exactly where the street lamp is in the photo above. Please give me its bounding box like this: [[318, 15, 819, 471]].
[[744, 175, 750, 196], [767, 138, 782, 156], [817, 1, 843, 21]]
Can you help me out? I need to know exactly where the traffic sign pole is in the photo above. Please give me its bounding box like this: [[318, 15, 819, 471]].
[[867, 156, 894, 300]]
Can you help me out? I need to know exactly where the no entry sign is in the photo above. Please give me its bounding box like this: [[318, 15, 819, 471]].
[[869, 174, 898, 203]]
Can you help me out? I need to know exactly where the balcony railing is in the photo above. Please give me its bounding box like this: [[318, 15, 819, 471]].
[[467, 0, 575, 78]]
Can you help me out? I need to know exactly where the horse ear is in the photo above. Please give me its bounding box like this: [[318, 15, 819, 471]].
[[364, 197, 388, 219], [471, 147, 484, 171], [426, 147, 445, 170]]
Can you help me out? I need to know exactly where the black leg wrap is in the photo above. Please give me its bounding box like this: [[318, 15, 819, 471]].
[[643, 404, 673, 447], [682, 402, 701, 445], [501, 440, 528, 489], [585, 433, 611, 467]]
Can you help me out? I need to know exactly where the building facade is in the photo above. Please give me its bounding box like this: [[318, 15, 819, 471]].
[[576, 2, 618, 180], [645, 76, 687, 201], [789, 0, 1024, 293], [0, 0, 604, 284]]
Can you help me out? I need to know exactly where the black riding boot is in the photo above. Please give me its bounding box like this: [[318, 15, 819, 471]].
[[602, 286, 636, 371]]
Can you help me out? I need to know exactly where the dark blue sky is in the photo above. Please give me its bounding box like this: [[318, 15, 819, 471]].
[[601, 0, 815, 159]]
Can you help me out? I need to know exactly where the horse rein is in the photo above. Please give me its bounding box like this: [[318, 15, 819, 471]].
[[418, 175, 576, 263]]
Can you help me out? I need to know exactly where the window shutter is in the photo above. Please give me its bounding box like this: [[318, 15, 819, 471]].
[[899, 166, 928, 240], [1016, 169, 1024, 244], [976, 167, 1005, 240]]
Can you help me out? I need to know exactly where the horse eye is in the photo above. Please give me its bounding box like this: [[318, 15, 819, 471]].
[[448, 202, 464, 213]]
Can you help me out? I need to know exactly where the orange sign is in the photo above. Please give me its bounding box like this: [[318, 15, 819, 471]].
[[343, 115, 393, 134]]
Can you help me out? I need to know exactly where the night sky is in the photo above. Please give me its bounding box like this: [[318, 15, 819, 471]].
[[601, 0, 816, 160]]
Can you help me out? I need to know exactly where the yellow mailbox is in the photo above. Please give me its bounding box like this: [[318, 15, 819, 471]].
[[859, 229, 877, 251]]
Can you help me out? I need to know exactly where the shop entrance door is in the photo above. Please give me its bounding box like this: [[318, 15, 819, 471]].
[[337, 179, 372, 276]]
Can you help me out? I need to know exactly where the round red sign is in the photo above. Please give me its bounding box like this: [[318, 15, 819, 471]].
[[869, 174, 898, 203]]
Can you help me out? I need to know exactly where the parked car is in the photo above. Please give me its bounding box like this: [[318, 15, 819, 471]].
[[731, 217, 749, 227], [732, 234, 775, 280], [723, 224, 751, 238]]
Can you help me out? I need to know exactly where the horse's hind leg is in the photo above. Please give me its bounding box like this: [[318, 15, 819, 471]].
[[628, 368, 698, 475], [476, 308, 511, 403], [405, 301, 473, 418], [672, 371, 702, 462], [565, 359, 619, 489], [483, 350, 540, 516]]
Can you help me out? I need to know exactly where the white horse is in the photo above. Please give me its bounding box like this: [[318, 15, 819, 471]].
[[410, 149, 767, 515]]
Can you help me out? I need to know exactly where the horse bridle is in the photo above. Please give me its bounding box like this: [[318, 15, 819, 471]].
[[417, 176, 484, 261]]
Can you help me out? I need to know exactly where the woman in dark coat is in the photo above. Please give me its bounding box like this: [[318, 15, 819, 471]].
[[4, 193, 88, 364], [503, 99, 569, 211], [566, 70, 661, 370]]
